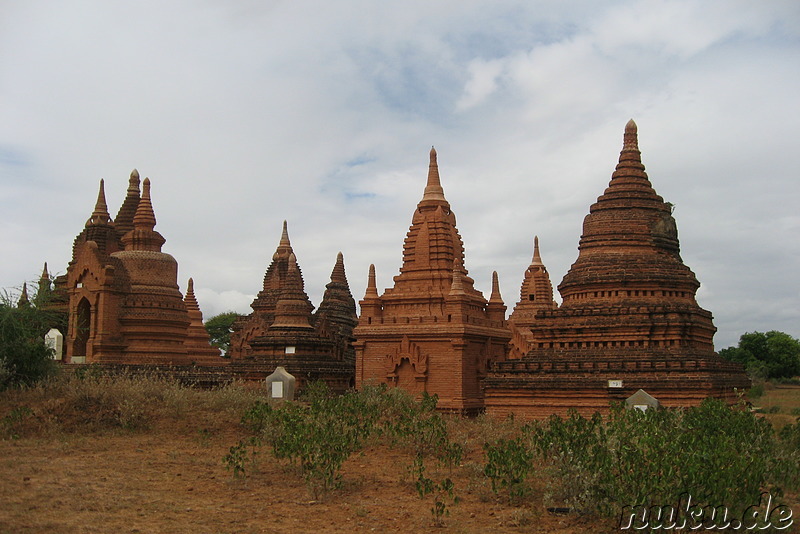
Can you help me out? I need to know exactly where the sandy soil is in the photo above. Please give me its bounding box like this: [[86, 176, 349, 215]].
[[0, 424, 613, 534]]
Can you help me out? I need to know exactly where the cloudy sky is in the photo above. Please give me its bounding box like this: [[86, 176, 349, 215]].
[[2, 1, 798, 349]]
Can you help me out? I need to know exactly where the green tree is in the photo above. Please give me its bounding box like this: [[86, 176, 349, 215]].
[[720, 331, 800, 379], [0, 287, 61, 390], [204, 311, 240, 357]]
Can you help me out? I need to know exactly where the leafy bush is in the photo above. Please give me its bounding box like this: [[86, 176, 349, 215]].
[[527, 399, 799, 517], [748, 383, 765, 399], [483, 436, 535, 503], [238, 383, 462, 500], [0, 291, 61, 390]]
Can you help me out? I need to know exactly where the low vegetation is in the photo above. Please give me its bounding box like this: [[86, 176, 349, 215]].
[[2, 372, 799, 531]]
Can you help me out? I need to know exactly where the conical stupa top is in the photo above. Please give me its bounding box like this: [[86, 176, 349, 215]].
[[270, 251, 314, 330], [532, 236, 543, 266], [287, 253, 302, 288], [86, 179, 112, 227], [423, 146, 446, 201], [133, 178, 157, 231], [114, 169, 141, 234], [331, 252, 347, 284], [274, 220, 293, 259], [18, 282, 30, 307], [41, 262, 49, 280], [122, 177, 165, 251], [364, 264, 379, 299], [489, 271, 503, 304], [449, 257, 466, 295], [623, 119, 638, 152], [184, 277, 200, 311]]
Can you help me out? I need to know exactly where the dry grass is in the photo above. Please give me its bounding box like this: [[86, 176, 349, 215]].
[[2, 375, 797, 533], [756, 382, 800, 430], [0, 372, 266, 439]]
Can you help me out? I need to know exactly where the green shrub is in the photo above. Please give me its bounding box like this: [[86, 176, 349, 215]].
[[237, 384, 463, 499], [529, 399, 798, 517], [748, 383, 765, 399], [483, 436, 535, 503]]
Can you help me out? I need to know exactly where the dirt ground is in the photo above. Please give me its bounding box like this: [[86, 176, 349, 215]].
[[0, 423, 615, 533], [2, 381, 797, 533]]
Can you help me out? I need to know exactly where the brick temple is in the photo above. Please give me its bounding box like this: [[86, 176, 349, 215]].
[[228, 222, 358, 392], [41, 120, 748, 415], [353, 148, 510, 414], [60, 171, 221, 366], [483, 120, 750, 418]]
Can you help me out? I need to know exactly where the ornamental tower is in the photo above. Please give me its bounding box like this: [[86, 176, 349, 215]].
[[485, 121, 749, 418], [354, 148, 509, 414]]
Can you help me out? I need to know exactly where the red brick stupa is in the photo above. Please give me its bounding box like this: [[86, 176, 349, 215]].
[[228, 223, 357, 392], [62, 171, 222, 366], [354, 148, 510, 414], [484, 121, 749, 419]]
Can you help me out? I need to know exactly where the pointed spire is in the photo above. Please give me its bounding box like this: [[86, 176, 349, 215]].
[[270, 252, 314, 330], [532, 236, 543, 266], [331, 252, 347, 284], [623, 119, 638, 151], [18, 282, 30, 307], [486, 270, 507, 322], [489, 271, 503, 304], [184, 277, 200, 311], [133, 178, 157, 231], [364, 264, 379, 299], [86, 179, 112, 227], [274, 220, 294, 259], [183, 277, 222, 363], [38, 262, 51, 296], [287, 253, 301, 288], [449, 257, 466, 295], [423, 146, 446, 201], [615, 118, 644, 170], [280, 220, 290, 246], [121, 177, 165, 252], [115, 169, 141, 235]]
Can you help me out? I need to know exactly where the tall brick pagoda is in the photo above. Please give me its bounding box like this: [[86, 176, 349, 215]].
[[228, 223, 357, 391], [484, 121, 749, 419], [62, 172, 222, 366], [354, 148, 510, 414]]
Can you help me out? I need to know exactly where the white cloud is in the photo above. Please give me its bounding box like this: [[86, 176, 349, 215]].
[[2, 0, 799, 348]]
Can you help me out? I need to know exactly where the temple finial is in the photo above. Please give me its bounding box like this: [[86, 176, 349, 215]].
[[41, 262, 49, 280], [532, 235, 543, 265], [86, 179, 112, 227], [423, 146, 446, 201], [330, 252, 347, 284], [274, 220, 294, 259], [133, 177, 157, 230], [623, 118, 639, 152], [280, 220, 290, 246], [365, 264, 379, 299], [18, 282, 30, 307], [184, 277, 200, 311], [489, 271, 503, 303], [449, 257, 466, 295]]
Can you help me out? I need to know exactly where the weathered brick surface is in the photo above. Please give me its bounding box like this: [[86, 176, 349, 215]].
[[354, 148, 511, 414], [228, 223, 358, 392], [62, 171, 224, 367], [484, 121, 749, 418]]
